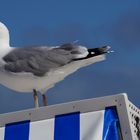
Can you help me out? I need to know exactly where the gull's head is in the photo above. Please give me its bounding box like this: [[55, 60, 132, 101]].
[[0, 22, 10, 47]]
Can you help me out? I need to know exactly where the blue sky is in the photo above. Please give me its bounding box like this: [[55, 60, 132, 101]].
[[0, 0, 140, 113]]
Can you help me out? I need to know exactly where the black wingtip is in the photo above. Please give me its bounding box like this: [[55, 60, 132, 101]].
[[88, 46, 111, 54], [73, 46, 111, 61]]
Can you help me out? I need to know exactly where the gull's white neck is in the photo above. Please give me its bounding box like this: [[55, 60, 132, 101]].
[[0, 22, 11, 58]]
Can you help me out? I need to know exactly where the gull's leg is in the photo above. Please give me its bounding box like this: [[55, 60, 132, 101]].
[[42, 94, 47, 106], [33, 89, 39, 108]]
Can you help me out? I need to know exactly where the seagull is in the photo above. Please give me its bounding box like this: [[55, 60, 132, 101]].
[[0, 22, 111, 108]]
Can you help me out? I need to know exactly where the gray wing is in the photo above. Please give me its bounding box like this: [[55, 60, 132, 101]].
[[3, 46, 74, 76]]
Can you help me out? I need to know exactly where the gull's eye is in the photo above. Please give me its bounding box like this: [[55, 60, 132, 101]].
[[91, 52, 95, 54]]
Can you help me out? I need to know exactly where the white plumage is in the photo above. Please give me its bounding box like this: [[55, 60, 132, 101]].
[[0, 22, 109, 107]]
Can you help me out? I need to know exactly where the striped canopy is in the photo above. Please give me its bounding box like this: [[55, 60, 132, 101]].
[[0, 107, 119, 140]]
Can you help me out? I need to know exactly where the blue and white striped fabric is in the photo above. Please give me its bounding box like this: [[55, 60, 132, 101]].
[[0, 108, 119, 140]]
